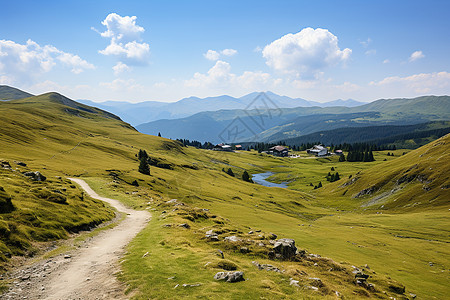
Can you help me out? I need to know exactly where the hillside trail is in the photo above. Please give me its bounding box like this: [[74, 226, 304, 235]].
[[2, 178, 150, 300]]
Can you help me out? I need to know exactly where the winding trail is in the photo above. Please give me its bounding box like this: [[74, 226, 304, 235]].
[[3, 178, 150, 300]]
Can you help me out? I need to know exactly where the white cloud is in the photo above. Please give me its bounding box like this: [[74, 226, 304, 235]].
[[370, 71, 450, 93], [221, 48, 237, 56], [113, 62, 130, 75], [409, 50, 424, 62], [0, 39, 94, 84], [262, 27, 351, 78], [204, 50, 220, 61], [97, 13, 150, 65], [253, 46, 262, 53], [365, 49, 376, 56], [383, 59, 390, 64], [203, 48, 237, 61], [184, 60, 273, 91]]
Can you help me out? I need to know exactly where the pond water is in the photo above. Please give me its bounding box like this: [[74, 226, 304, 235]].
[[252, 172, 288, 188]]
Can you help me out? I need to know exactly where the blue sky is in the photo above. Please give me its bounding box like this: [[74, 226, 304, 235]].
[[1, 0, 449, 103]]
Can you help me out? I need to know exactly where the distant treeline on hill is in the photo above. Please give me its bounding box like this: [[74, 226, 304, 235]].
[[176, 139, 214, 149], [279, 121, 450, 149]]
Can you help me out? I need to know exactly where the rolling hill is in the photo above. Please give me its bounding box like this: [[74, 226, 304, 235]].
[[0, 85, 33, 100]]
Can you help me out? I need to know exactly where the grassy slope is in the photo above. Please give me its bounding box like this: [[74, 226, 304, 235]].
[[0, 85, 33, 100], [0, 93, 448, 298]]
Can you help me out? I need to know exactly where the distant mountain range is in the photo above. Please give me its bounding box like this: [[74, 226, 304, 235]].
[[78, 91, 366, 126], [136, 96, 450, 144]]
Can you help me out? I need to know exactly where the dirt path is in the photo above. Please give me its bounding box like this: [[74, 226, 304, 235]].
[[2, 178, 150, 300]]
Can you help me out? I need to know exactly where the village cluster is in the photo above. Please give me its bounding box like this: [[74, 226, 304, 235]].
[[212, 143, 334, 158]]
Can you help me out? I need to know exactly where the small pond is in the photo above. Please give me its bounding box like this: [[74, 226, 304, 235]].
[[252, 172, 288, 188]]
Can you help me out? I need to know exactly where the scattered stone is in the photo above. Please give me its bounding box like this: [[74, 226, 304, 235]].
[[217, 249, 224, 259], [15, 161, 27, 167], [178, 223, 190, 229], [142, 252, 149, 258], [63, 255, 71, 259], [224, 235, 241, 243], [248, 230, 254, 234], [273, 238, 297, 260], [174, 284, 179, 289], [268, 233, 277, 240], [206, 229, 219, 241], [214, 271, 245, 283], [307, 286, 319, 291], [409, 293, 417, 298], [289, 278, 300, 287], [182, 283, 202, 287], [335, 291, 341, 297], [252, 261, 281, 273], [166, 199, 178, 204], [162, 224, 172, 228], [23, 171, 46, 181]]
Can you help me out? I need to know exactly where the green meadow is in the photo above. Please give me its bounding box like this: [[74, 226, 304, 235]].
[[0, 93, 449, 298]]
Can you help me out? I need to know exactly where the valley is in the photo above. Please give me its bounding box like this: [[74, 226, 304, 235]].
[[0, 89, 448, 299]]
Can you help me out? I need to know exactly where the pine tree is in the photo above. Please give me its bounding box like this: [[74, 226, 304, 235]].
[[330, 173, 335, 182], [138, 159, 150, 175], [331, 167, 335, 171], [226, 168, 235, 177], [318, 181, 322, 188], [335, 172, 340, 181], [369, 150, 375, 162], [242, 170, 252, 183], [158, 132, 161, 137], [339, 153, 346, 162]]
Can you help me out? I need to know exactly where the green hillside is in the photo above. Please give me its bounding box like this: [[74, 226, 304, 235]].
[[279, 121, 450, 148], [0, 92, 449, 298], [0, 85, 33, 100]]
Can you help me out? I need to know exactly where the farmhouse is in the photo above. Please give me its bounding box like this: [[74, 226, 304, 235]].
[[268, 145, 289, 157], [235, 145, 243, 150], [307, 145, 328, 157], [213, 143, 233, 152]]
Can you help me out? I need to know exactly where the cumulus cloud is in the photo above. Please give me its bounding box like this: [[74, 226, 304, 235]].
[[113, 62, 130, 75], [409, 50, 424, 62], [185, 60, 272, 90], [365, 49, 376, 56], [204, 50, 220, 61], [262, 27, 351, 78], [0, 39, 94, 84], [203, 48, 238, 61], [370, 71, 450, 94], [383, 59, 390, 64], [96, 13, 150, 66]]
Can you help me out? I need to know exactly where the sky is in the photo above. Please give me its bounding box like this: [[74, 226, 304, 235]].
[[1, 0, 450, 103]]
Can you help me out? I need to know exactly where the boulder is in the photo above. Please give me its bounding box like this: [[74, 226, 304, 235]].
[[23, 171, 46, 181], [178, 223, 190, 229], [206, 229, 219, 241], [268, 233, 278, 240], [214, 271, 244, 283], [273, 238, 297, 260], [15, 161, 27, 167], [0, 186, 14, 213]]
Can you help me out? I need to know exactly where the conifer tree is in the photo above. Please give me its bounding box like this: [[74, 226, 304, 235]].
[[138, 159, 150, 175], [242, 170, 252, 183], [339, 153, 346, 162], [226, 168, 235, 177]]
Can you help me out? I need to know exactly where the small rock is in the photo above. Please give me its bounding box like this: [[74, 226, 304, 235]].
[[167, 276, 175, 280], [214, 271, 244, 283], [409, 293, 417, 299], [182, 283, 202, 287], [64, 255, 71, 259], [248, 231, 254, 234], [178, 223, 190, 229], [16, 161, 27, 167], [289, 278, 300, 287], [174, 284, 179, 289], [217, 249, 224, 259], [268, 233, 277, 240], [142, 252, 149, 258], [224, 235, 241, 242], [240, 247, 249, 254]]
